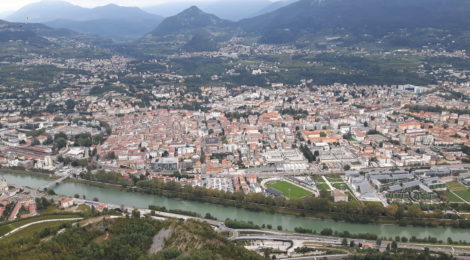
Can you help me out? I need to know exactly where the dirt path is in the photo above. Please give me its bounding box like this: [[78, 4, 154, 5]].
[[148, 227, 174, 254]]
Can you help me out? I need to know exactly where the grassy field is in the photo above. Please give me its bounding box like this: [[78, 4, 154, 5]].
[[0, 220, 72, 243], [446, 181, 467, 191], [0, 214, 80, 237], [332, 183, 348, 190], [444, 181, 470, 203], [325, 175, 343, 183], [454, 190, 470, 202], [443, 191, 465, 203], [311, 175, 324, 182], [316, 183, 331, 191], [267, 181, 312, 199]]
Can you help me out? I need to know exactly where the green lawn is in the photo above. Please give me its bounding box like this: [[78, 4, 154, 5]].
[[454, 190, 470, 202], [332, 183, 348, 190], [446, 181, 467, 191], [325, 175, 343, 183], [316, 183, 331, 191], [0, 214, 80, 237], [0, 220, 72, 243], [267, 181, 312, 199], [311, 175, 324, 182], [441, 191, 465, 203]]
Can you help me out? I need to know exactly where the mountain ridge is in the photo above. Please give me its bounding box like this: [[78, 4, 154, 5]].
[[6, 1, 163, 41]]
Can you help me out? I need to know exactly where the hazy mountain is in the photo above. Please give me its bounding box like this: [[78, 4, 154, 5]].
[[7, 1, 163, 41], [251, 0, 298, 16], [240, 0, 470, 46], [144, 0, 273, 21], [0, 19, 117, 59], [45, 17, 161, 41], [140, 6, 238, 54], [150, 6, 234, 37], [0, 11, 13, 19], [0, 20, 49, 44], [7, 1, 84, 23]]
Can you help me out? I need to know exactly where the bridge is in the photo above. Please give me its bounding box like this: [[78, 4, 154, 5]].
[[37, 175, 69, 191]]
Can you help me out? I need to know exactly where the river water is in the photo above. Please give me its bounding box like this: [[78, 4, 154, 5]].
[[2, 172, 470, 241]]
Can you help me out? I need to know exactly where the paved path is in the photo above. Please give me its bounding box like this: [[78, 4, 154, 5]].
[[37, 175, 69, 191], [0, 218, 83, 239], [321, 176, 335, 190], [450, 190, 470, 205]]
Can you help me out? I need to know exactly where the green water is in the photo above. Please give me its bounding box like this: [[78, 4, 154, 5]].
[[2, 172, 470, 241]]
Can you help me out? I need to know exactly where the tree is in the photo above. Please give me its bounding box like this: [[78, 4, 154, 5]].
[[106, 151, 116, 160], [54, 137, 67, 150], [65, 99, 76, 111], [132, 209, 141, 218], [342, 238, 348, 246]]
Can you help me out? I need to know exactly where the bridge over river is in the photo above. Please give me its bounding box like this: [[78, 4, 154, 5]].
[[37, 175, 69, 191]]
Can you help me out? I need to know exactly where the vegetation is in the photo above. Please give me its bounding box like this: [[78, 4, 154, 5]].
[[224, 218, 259, 229], [267, 181, 312, 199], [348, 249, 455, 260], [0, 214, 81, 237], [80, 170, 132, 186], [300, 144, 316, 162], [0, 217, 263, 260], [132, 178, 470, 227]]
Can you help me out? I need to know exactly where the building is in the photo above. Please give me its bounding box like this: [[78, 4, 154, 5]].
[[332, 189, 348, 202], [60, 198, 74, 208], [0, 178, 7, 195], [153, 158, 179, 172]]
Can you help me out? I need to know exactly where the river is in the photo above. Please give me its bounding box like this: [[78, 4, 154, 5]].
[[2, 172, 470, 241]]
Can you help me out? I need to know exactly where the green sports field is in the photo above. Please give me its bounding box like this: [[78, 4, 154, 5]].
[[446, 181, 467, 191], [267, 181, 312, 199], [443, 181, 470, 203], [442, 191, 465, 203], [454, 190, 470, 202]]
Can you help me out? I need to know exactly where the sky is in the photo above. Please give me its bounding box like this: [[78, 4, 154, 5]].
[[0, 0, 277, 13], [0, 0, 214, 13]]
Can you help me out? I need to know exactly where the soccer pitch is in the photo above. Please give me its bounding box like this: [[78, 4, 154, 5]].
[[267, 181, 312, 199]]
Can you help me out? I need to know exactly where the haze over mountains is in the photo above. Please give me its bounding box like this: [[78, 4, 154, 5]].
[[6, 1, 163, 41], [2, 0, 470, 52], [143, 0, 296, 21]]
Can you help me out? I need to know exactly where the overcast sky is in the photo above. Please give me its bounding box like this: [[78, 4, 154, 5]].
[[0, 0, 278, 13]]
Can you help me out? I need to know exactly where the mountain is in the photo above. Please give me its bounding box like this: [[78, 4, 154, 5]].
[[150, 6, 234, 38], [0, 20, 49, 44], [7, 1, 84, 23], [7, 1, 163, 41], [0, 19, 116, 59], [139, 6, 238, 54], [240, 0, 470, 48], [252, 0, 299, 16], [0, 11, 13, 19], [144, 0, 273, 21]]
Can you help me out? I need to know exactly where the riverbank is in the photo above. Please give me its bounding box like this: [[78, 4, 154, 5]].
[[62, 175, 466, 228], [2, 171, 470, 241], [0, 168, 57, 180], [1, 170, 465, 228]]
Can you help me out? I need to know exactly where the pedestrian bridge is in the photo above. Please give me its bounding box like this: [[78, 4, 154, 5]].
[[37, 175, 69, 191]]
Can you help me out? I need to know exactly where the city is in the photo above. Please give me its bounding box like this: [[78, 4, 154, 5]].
[[0, 0, 469, 259]]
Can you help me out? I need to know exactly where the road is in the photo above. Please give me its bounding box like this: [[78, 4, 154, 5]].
[[0, 218, 83, 239]]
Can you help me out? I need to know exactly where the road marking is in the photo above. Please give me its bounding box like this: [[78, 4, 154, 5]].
[[0, 218, 83, 239]]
